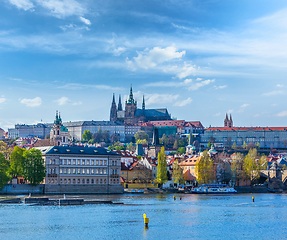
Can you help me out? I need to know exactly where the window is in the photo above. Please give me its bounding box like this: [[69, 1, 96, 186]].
[[104, 160, 107, 165], [64, 159, 67, 165], [82, 160, 85, 165], [64, 179, 67, 184], [68, 159, 71, 165], [96, 160, 99, 165], [87, 179, 90, 184], [104, 179, 106, 184], [73, 179, 76, 184], [60, 179, 63, 184], [104, 169, 107, 174], [91, 179, 94, 184], [73, 160, 76, 165], [100, 169, 103, 174], [100, 179, 102, 184], [100, 160, 103, 165], [73, 168, 76, 174], [96, 179, 98, 184], [60, 168, 63, 174], [60, 159, 62, 165], [91, 169, 94, 174], [68, 168, 71, 174], [112, 161, 114, 166], [77, 168, 81, 174], [87, 169, 90, 174], [82, 169, 85, 174], [77, 179, 80, 184], [77, 160, 81, 165], [96, 169, 99, 174], [91, 160, 94, 165], [82, 179, 85, 184], [87, 160, 90, 165], [114, 161, 117, 166], [64, 168, 67, 174]]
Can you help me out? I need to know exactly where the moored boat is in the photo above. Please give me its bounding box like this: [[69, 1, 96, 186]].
[[191, 184, 237, 194]]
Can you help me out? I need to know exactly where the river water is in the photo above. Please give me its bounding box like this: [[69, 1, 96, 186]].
[[0, 193, 287, 240]]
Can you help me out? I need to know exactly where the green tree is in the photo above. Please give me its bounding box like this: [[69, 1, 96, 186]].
[[82, 130, 93, 142], [156, 146, 168, 184], [8, 146, 25, 178], [173, 140, 178, 150], [0, 152, 10, 189], [207, 142, 212, 148], [255, 142, 260, 149], [101, 130, 110, 143], [0, 141, 13, 159], [172, 159, 184, 184], [136, 139, 148, 145], [195, 150, 214, 184], [231, 142, 237, 150], [231, 152, 245, 185], [23, 149, 46, 186], [134, 131, 149, 141], [176, 147, 186, 155], [126, 142, 135, 151], [243, 148, 261, 183], [242, 141, 247, 149], [161, 134, 168, 148]]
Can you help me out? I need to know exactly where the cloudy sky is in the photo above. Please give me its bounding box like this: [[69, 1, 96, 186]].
[[1, 0, 287, 130]]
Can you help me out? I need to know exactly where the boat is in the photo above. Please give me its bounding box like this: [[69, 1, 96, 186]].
[[190, 184, 237, 194]]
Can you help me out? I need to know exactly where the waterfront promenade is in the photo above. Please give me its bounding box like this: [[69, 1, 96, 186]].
[[1, 193, 287, 239]]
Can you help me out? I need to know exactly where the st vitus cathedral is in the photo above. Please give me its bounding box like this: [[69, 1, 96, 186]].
[[110, 85, 172, 124]]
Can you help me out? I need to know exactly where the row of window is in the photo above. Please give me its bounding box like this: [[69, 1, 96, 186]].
[[49, 159, 118, 166], [47, 178, 119, 184], [59, 168, 108, 175]]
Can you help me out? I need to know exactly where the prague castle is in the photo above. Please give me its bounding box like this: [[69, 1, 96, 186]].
[[110, 85, 172, 124]]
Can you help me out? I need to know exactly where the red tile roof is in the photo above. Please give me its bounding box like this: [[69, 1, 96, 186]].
[[206, 127, 287, 131]]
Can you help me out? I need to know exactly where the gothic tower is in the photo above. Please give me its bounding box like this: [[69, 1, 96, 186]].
[[224, 113, 233, 127], [118, 94, 123, 111], [110, 93, 117, 121], [124, 85, 137, 124]]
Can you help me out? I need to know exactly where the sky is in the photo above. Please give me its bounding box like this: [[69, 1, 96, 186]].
[[1, 0, 287, 130]]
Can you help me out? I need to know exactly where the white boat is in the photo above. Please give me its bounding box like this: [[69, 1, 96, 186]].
[[191, 184, 237, 194]]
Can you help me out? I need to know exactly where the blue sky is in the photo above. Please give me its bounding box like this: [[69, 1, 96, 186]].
[[1, 0, 287, 130]]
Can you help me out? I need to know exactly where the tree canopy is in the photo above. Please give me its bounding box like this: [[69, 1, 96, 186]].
[[172, 159, 184, 184], [8, 146, 25, 178], [0, 152, 10, 189], [23, 149, 46, 186], [134, 131, 149, 141], [82, 130, 93, 141], [156, 146, 168, 184], [195, 150, 214, 184]]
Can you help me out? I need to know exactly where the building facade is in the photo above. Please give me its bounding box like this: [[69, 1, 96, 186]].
[[37, 146, 122, 194], [8, 123, 53, 139], [50, 111, 69, 146]]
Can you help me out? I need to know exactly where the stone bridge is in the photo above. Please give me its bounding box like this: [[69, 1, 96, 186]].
[[261, 170, 287, 189]]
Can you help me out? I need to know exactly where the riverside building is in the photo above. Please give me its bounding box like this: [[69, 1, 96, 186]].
[[37, 146, 122, 194]]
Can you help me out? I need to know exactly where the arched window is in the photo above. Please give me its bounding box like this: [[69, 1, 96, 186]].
[[57, 130, 59, 135]]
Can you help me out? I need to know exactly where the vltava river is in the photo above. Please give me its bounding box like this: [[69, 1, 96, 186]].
[[0, 193, 287, 239]]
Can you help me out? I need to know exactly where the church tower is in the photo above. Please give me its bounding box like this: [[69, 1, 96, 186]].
[[224, 113, 233, 127], [124, 85, 137, 124], [118, 94, 123, 111], [110, 93, 117, 121], [50, 111, 69, 146]]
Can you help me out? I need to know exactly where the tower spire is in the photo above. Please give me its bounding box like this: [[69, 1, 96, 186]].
[[142, 95, 145, 110], [118, 94, 123, 111]]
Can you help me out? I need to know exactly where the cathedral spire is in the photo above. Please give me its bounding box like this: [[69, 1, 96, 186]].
[[142, 95, 145, 110], [118, 94, 123, 111], [127, 84, 135, 104], [110, 93, 117, 121], [112, 93, 116, 104]]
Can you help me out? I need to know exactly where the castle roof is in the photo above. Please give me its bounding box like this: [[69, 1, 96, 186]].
[[135, 108, 170, 118]]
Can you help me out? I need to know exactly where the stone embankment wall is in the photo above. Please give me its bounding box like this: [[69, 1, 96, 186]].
[[44, 184, 123, 194], [0, 184, 44, 195]]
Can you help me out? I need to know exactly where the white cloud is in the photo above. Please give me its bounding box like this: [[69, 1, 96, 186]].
[[173, 97, 192, 107], [79, 16, 91, 26], [215, 85, 227, 89], [176, 62, 196, 79], [277, 111, 287, 117], [0, 98, 6, 104], [276, 84, 283, 87], [241, 103, 250, 108], [262, 90, 285, 96], [20, 97, 42, 107], [8, 0, 34, 11], [271, 103, 278, 107], [36, 0, 85, 18], [213, 112, 221, 117], [55, 96, 69, 105], [133, 46, 185, 69], [188, 79, 215, 91], [145, 93, 179, 106], [58, 83, 123, 91], [113, 47, 126, 56], [227, 109, 233, 114]]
